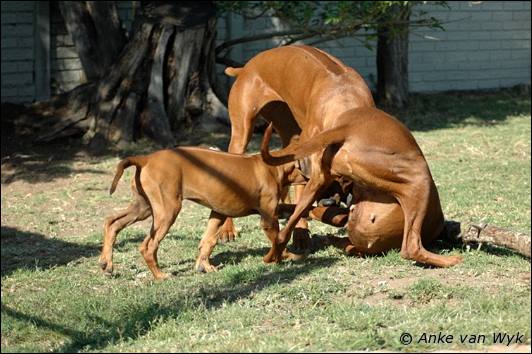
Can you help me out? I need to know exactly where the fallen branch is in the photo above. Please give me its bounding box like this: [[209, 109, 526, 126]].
[[445, 221, 530, 258]]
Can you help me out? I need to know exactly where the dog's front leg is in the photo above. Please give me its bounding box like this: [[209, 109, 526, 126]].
[[292, 184, 311, 252], [274, 169, 330, 263], [196, 211, 227, 273], [261, 214, 282, 264]]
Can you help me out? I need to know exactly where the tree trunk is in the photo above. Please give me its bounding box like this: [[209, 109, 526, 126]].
[[376, 5, 410, 109], [58, 1, 126, 81], [21, 1, 228, 151]]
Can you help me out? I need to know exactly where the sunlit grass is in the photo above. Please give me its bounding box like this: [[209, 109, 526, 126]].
[[1, 90, 530, 352]]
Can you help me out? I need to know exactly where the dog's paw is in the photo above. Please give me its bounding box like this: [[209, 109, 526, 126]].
[[195, 261, 219, 273], [282, 248, 308, 262], [98, 258, 114, 275], [154, 272, 173, 281], [443, 255, 463, 267], [98, 260, 108, 270], [263, 252, 280, 264], [204, 264, 219, 273]]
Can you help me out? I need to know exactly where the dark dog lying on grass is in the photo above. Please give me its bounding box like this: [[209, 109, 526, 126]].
[[99, 146, 304, 280]]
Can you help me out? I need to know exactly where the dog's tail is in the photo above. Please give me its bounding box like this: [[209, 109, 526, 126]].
[[109, 156, 148, 195], [224, 67, 242, 77], [260, 123, 347, 166]]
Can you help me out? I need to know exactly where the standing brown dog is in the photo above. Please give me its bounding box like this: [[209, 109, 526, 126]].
[[222, 45, 459, 267], [219, 45, 375, 246], [99, 147, 302, 280], [261, 107, 462, 268]]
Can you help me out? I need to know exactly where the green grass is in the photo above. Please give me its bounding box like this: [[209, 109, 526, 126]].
[[418, 112, 531, 232], [1, 90, 531, 352]]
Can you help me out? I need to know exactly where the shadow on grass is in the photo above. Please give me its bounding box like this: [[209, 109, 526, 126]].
[[0, 226, 147, 277], [388, 89, 531, 132], [2, 254, 338, 352], [2, 219, 527, 351], [212, 246, 271, 266], [0, 103, 230, 185], [1, 106, 107, 185], [429, 239, 530, 260], [432, 219, 530, 261], [1, 303, 164, 353], [1, 226, 100, 277], [3, 89, 529, 185]]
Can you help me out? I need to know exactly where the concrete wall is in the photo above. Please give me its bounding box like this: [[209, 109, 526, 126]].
[[1, 1, 530, 103]]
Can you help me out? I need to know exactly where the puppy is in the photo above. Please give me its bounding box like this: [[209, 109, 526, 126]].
[[99, 146, 303, 279]]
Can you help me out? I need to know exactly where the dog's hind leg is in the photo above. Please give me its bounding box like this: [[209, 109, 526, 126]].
[[141, 198, 181, 280], [329, 146, 459, 268], [396, 178, 462, 268], [100, 183, 151, 275], [138, 173, 182, 280], [291, 184, 312, 253]]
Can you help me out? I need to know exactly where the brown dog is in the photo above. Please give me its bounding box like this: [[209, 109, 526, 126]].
[[260, 107, 462, 268], [98, 147, 302, 280], [218, 45, 376, 246]]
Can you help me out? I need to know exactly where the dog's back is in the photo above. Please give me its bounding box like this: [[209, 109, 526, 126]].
[[113, 147, 286, 218], [227, 45, 374, 126]]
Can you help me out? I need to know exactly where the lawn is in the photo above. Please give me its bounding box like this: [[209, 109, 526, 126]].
[[1, 89, 530, 352]]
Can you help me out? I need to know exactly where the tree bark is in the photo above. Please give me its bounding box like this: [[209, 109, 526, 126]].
[[84, 19, 158, 150], [85, 1, 127, 71], [20, 1, 228, 150], [58, 1, 125, 81], [376, 5, 410, 109]]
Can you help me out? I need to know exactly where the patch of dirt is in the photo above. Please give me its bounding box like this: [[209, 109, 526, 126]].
[[0, 104, 279, 241], [1, 115, 136, 240], [0, 114, 229, 243], [344, 263, 531, 308]]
